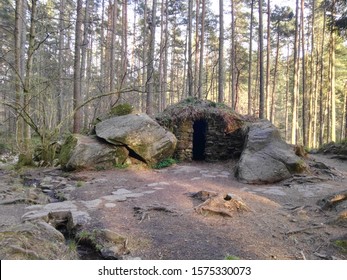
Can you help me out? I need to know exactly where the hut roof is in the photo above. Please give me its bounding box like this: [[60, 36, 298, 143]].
[[156, 97, 252, 134]]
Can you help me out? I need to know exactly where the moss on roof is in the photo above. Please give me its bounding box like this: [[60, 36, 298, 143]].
[[156, 97, 252, 134]]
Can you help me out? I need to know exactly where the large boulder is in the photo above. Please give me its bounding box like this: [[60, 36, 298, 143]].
[[95, 113, 177, 164], [0, 220, 77, 259], [59, 134, 128, 171], [236, 121, 307, 184]]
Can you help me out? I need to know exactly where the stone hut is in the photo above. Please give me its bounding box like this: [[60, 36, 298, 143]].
[[156, 98, 247, 162]]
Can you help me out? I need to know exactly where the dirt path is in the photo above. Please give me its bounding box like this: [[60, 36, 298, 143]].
[[66, 155, 347, 260], [1, 155, 346, 260]]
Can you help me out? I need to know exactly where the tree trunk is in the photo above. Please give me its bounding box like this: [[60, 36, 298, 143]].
[[84, 33, 93, 131], [187, 0, 193, 97], [345, 86, 347, 139], [342, 83, 347, 140], [309, 0, 316, 148], [247, 0, 254, 115], [84, 0, 95, 130], [169, 12, 177, 105], [291, 0, 300, 145], [158, 0, 168, 111], [194, 0, 200, 96], [271, 29, 280, 124], [158, 0, 164, 111], [21, 0, 37, 157], [73, 0, 83, 133], [218, 0, 225, 103], [330, 0, 336, 142], [183, 30, 188, 99], [198, 0, 206, 99], [146, 0, 157, 115], [142, 0, 148, 112], [57, 0, 65, 126], [14, 0, 25, 147], [258, 0, 265, 119], [81, 0, 90, 93], [301, 0, 307, 146], [162, 0, 169, 110], [319, 6, 326, 147], [120, 0, 128, 89], [231, 0, 236, 109], [81, 0, 90, 129], [109, 0, 118, 98], [100, 0, 105, 94], [285, 44, 290, 142], [266, 0, 271, 119]]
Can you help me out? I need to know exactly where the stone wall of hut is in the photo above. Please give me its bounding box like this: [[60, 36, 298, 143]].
[[172, 116, 245, 162], [205, 117, 244, 161], [173, 120, 194, 161]]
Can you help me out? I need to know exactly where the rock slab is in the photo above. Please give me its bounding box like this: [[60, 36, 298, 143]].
[[236, 121, 307, 184], [59, 134, 128, 171], [95, 113, 177, 164]]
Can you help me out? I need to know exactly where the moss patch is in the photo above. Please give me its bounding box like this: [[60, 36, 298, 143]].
[[225, 254, 241, 260], [16, 153, 34, 169], [59, 134, 78, 168], [332, 239, 347, 254], [286, 159, 308, 173], [110, 103, 134, 116]]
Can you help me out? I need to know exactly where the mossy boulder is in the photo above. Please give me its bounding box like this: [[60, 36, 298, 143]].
[[236, 121, 308, 184], [59, 134, 128, 171], [95, 113, 177, 165], [0, 220, 77, 259]]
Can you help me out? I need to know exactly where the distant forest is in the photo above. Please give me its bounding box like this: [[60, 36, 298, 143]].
[[1, 0, 347, 164]]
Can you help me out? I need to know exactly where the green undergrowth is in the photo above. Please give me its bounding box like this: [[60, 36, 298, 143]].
[[224, 254, 241, 260], [333, 239, 347, 254], [76, 229, 103, 251], [114, 162, 129, 169], [76, 181, 84, 188], [152, 158, 177, 169]]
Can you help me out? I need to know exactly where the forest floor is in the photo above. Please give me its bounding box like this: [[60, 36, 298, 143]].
[[1, 153, 347, 260]]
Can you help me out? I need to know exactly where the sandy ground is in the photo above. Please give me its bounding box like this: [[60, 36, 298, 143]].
[[1, 154, 346, 260]]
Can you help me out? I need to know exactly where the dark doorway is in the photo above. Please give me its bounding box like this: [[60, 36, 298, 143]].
[[193, 120, 207, 161]]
